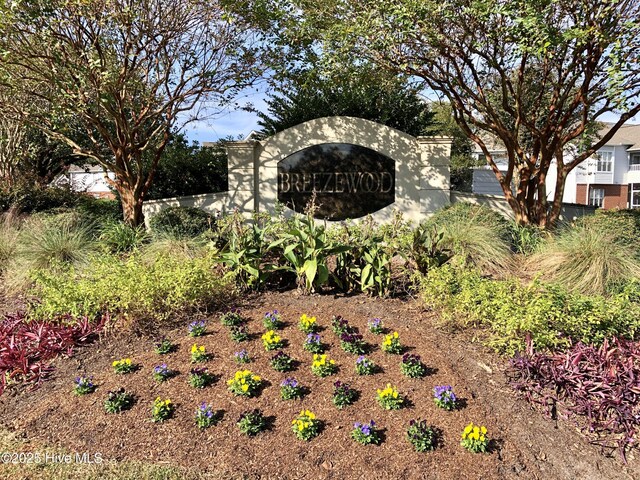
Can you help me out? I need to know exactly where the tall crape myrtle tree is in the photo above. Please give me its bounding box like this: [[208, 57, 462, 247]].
[[283, 0, 640, 227], [0, 0, 265, 226]]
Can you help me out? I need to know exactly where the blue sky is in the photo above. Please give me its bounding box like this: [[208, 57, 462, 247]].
[[182, 89, 639, 145]]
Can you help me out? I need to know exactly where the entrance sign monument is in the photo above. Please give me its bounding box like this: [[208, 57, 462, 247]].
[[142, 116, 453, 224]]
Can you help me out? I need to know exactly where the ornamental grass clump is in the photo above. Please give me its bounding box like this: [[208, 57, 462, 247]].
[[298, 314, 318, 333], [351, 420, 381, 445], [270, 351, 296, 372], [188, 367, 215, 388], [340, 332, 367, 355], [332, 381, 358, 409], [311, 354, 337, 377], [112, 358, 136, 374], [331, 315, 351, 336], [151, 397, 174, 422], [195, 402, 219, 429], [154, 337, 175, 355], [407, 419, 437, 452], [220, 309, 243, 327], [400, 354, 427, 378], [355, 356, 376, 375], [433, 385, 458, 411], [291, 410, 321, 441], [73, 375, 95, 395], [188, 319, 206, 337], [152, 364, 173, 383], [280, 378, 304, 400], [303, 333, 324, 353], [230, 323, 249, 342], [227, 370, 262, 397], [261, 330, 284, 351], [237, 409, 266, 436], [376, 384, 404, 410], [263, 310, 283, 330], [104, 388, 134, 413], [190, 344, 209, 363], [368, 318, 384, 334], [381, 332, 402, 354], [234, 349, 250, 364], [461, 423, 489, 453]]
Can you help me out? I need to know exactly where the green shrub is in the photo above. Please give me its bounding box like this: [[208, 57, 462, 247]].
[[0, 215, 20, 272], [576, 209, 640, 250], [509, 223, 545, 255], [16, 214, 98, 271], [531, 224, 640, 296], [99, 221, 148, 253], [1, 185, 81, 214], [418, 265, 640, 355], [419, 203, 513, 275], [149, 206, 214, 239], [29, 252, 235, 324], [76, 197, 123, 225]]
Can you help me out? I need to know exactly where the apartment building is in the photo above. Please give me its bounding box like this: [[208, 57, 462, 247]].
[[472, 123, 640, 209]]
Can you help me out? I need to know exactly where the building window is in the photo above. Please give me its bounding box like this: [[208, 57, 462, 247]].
[[630, 153, 640, 170], [630, 184, 640, 209], [595, 150, 613, 172], [589, 187, 605, 207]]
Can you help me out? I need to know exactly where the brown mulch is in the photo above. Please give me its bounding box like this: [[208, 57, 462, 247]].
[[1, 291, 638, 479]]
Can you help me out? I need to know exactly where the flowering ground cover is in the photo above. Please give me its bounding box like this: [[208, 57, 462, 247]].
[[0, 292, 637, 479]]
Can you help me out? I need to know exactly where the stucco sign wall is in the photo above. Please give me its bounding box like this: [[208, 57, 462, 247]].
[[143, 116, 453, 225]]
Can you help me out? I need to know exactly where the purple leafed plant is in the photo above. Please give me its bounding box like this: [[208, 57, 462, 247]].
[[508, 336, 640, 461], [0, 312, 105, 395]]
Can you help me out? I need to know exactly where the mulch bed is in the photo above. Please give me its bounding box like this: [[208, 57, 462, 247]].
[[1, 291, 638, 479]]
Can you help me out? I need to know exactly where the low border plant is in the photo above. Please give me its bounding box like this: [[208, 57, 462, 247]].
[[280, 378, 304, 400], [188, 320, 207, 337], [263, 310, 283, 330], [227, 370, 262, 397], [303, 333, 324, 353], [291, 410, 321, 441], [230, 323, 249, 342], [311, 354, 337, 377], [154, 337, 175, 355], [151, 397, 174, 422], [332, 381, 358, 409], [237, 409, 266, 436], [368, 318, 384, 334], [331, 315, 351, 336], [188, 367, 215, 388], [104, 388, 134, 413], [220, 309, 243, 327], [261, 330, 284, 351], [234, 349, 251, 364], [195, 402, 219, 429], [355, 356, 376, 375], [351, 420, 381, 445], [381, 332, 402, 354], [190, 344, 209, 363], [112, 358, 136, 374], [433, 385, 457, 411], [298, 314, 318, 333], [400, 354, 427, 378], [376, 384, 404, 410], [407, 419, 437, 452], [340, 332, 367, 355], [152, 364, 173, 383], [460, 423, 489, 453], [270, 351, 296, 372], [73, 375, 95, 395]]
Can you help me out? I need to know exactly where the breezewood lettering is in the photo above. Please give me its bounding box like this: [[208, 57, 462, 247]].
[[279, 172, 393, 194]]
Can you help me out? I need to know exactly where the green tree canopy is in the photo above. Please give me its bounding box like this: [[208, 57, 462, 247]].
[[0, 0, 266, 226], [270, 0, 640, 227]]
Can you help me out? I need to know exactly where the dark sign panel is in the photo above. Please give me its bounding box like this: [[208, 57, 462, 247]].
[[277, 143, 395, 220]]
